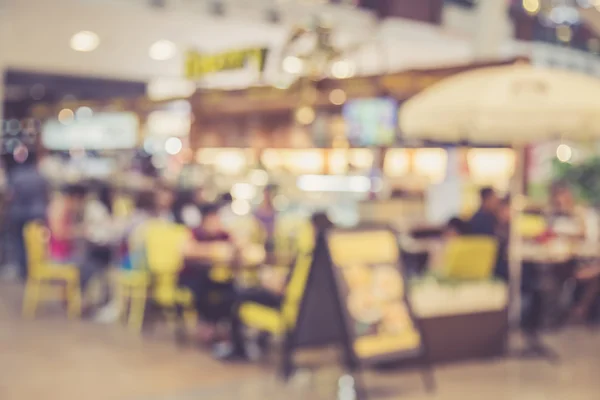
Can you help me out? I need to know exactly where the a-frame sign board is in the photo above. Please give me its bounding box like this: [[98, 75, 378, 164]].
[[281, 226, 435, 399]]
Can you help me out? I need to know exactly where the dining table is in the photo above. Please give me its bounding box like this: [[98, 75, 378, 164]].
[[520, 238, 600, 333]]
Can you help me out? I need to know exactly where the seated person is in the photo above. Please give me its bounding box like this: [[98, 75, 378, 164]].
[[180, 203, 237, 343], [495, 197, 510, 281], [570, 264, 600, 323], [428, 217, 467, 271], [95, 190, 156, 323], [468, 187, 500, 236], [118, 190, 156, 271], [48, 185, 93, 287], [216, 212, 334, 361]]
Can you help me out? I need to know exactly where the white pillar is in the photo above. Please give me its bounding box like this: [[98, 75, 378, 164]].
[[473, 0, 512, 60]]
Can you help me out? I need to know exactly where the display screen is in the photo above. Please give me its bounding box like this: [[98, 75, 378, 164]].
[[342, 98, 397, 146]]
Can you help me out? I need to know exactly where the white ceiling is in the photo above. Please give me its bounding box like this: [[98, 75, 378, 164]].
[[0, 0, 520, 88]]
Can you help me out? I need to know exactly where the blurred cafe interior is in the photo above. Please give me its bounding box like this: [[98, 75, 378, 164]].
[[2, 0, 600, 399]]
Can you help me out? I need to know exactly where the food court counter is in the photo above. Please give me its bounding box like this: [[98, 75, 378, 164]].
[[408, 278, 508, 364]]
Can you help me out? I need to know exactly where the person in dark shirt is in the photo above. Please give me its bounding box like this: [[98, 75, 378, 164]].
[[7, 161, 49, 280], [180, 203, 237, 343], [469, 187, 500, 236], [495, 196, 510, 281]]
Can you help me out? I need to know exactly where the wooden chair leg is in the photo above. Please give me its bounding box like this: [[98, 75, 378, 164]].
[[67, 280, 82, 319], [128, 287, 147, 333], [22, 279, 41, 319]]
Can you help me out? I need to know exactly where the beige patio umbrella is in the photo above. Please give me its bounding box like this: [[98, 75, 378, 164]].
[[400, 63, 600, 323]]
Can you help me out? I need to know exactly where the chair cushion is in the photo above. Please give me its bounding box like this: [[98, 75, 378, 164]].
[[239, 302, 284, 335], [32, 263, 79, 281]]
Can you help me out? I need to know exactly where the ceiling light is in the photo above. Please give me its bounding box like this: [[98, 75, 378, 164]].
[[70, 31, 100, 52], [165, 137, 183, 155], [295, 106, 316, 125], [283, 56, 303, 74], [329, 89, 347, 105], [556, 144, 572, 163], [523, 0, 540, 15], [58, 109, 75, 125], [76, 107, 93, 120], [331, 60, 355, 79], [149, 40, 177, 61]]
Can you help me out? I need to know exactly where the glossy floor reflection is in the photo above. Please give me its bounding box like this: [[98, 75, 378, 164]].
[[2, 282, 599, 400]]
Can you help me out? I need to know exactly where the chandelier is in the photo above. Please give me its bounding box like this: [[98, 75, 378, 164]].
[[279, 15, 367, 81], [278, 14, 371, 125]]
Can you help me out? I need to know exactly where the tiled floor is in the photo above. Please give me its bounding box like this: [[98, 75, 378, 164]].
[[2, 281, 600, 400]]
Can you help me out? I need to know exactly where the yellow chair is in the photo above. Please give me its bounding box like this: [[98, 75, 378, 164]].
[[22, 222, 81, 319], [442, 236, 499, 280], [116, 222, 151, 332], [238, 221, 315, 335], [517, 213, 547, 239], [143, 221, 196, 333], [113, 195, 134, 219]]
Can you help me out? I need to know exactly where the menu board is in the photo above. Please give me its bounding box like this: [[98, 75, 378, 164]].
[[342, 98, 397, 147], [327, 229, 422, 362]]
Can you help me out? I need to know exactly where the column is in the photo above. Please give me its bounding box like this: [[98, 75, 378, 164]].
[[473, 0, 512, 60]]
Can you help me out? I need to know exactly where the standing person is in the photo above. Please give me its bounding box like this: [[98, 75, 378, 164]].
[[7, 158, 49, 280], [468, 187, 500, 236], [254, 185, 277, 253], [547, 182, 587, 238]]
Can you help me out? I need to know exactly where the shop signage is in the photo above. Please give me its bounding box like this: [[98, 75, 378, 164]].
[[185, 47, 269, 80]]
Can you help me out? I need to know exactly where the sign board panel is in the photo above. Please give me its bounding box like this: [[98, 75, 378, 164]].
[[185, 47, 269, 80], [42, 112, 138, 150], [327, 228, 422, 363]]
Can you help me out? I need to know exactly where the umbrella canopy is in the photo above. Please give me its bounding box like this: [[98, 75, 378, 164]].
[[399, 64, 600, 144]]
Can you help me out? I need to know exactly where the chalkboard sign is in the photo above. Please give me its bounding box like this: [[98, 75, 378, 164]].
[[282, 226, 434, 396], [327, 228, 422, 364]]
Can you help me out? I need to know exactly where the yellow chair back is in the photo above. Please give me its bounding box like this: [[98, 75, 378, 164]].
[[143, 220, 190, 305], [443, 236, 498, 280], [24, 221, 49, 278], [144, 221, 190, 274], [114, 195, 134, 219], [517, 213, 547, 239], [281, 221, 315, 328]]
